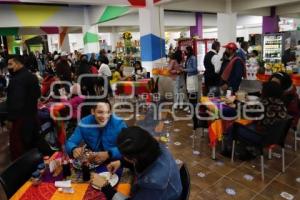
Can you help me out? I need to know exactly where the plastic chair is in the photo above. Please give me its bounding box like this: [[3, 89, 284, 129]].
[[179, 164, 190, 200], [230, 117, 293, 181], [0, 148, 43, 198]]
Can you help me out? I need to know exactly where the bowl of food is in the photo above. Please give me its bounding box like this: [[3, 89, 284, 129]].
[[247, 95, 259, 102]]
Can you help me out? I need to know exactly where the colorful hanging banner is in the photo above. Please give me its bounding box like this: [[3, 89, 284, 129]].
[[12, 5, 60, 26], [59, 27, 68, 47], [97, 6, 130, 24], [83, 32, 99, 45], [0, 27, 19, 36], [128, 0, 146, 7]]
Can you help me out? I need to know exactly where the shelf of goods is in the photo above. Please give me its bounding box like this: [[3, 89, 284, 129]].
[[264, 62, 286, 74], [263, 35, 283, 61]]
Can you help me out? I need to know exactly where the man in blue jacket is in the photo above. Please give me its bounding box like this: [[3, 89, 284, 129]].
[[65, 99, 127, 163], [236, 41, 249, 63]]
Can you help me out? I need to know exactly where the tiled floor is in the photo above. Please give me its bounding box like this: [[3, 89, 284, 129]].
[[123, 108, 300, 200], [0, 108, 299, 200]]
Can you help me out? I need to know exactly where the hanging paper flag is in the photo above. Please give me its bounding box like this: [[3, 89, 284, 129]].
[[40, 27, 59, 34], [59, 27, 68, 47], [97, 6, 130, 24], [0, 27, 19, 36], [128, 0, 146, 7], [12, 5, 60, 26], [83, 32, 99, 45]]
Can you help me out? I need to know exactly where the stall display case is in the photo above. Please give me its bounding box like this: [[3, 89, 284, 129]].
[[263, 33, 283, 62]]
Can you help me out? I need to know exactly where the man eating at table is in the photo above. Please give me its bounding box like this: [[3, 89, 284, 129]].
[[65, 99, 127, 163]]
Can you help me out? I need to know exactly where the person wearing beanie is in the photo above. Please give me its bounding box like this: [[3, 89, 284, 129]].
[[269, 72, 300, 128], [221, 81, 288, 160], [91, 126, 182, 200]]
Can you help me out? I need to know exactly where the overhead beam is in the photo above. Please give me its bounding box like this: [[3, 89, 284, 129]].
[[232, 0, 300, 12], [277, 2, 300, 16], [238, 7, 270, 16], [163, 0, 226, 13]]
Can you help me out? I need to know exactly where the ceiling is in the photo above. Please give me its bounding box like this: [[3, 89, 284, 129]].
[[2, 0, 300, 18], [0, 0, 130, 6]]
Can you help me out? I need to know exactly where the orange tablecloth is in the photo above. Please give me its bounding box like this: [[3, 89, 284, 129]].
[[115, 79, 151, 96], [11, 152, 131, 200]]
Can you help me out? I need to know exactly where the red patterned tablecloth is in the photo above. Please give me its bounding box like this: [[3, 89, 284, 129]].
[[11, 152, 131, 200]]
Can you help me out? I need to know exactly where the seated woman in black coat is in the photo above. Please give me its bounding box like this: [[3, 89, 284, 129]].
[[222, 81, 288, 159]]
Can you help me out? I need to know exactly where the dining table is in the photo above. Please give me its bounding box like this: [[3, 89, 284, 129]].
[[114, 79, 151, 96], [10, 152, 132, 200], [200, 96, 253, 159]]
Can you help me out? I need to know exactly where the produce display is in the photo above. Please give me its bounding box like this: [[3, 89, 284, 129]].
[[264, 62, 285, 74]]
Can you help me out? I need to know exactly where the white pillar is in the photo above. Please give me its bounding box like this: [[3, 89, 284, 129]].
[[110, 27, 118, 52], [139, 0, 165, 75], [217, 13, 237, 46], [83, 7, 100, 54], [217, 0, 237, 49]]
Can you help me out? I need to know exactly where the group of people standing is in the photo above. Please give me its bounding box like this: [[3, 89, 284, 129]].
[[204, 41, 247, 95], [168, 45, 199, 113]]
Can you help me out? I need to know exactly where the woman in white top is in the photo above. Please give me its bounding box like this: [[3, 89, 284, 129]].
[[98, 63, 112, 96], [98, 63, 112, 77]]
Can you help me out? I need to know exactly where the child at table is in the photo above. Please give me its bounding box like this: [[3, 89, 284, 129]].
[[110, 63, 128, 84], [91, 126, 182, 200], [133, 61, 147, 80], [110, 63, 132, 93]]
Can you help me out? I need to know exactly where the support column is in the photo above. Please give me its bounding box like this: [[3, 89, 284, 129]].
[[110, 27, 118, 52], [83, 7, 100, 54], [139, 0, 165, 75], [262, 7, 279, 34], [217, 0, 237, 47], [59, 27, 70, 53], [217, 13, 237, 46], [190, 12, 203, 38]]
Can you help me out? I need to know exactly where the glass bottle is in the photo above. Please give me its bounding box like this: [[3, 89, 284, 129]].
[[62, 160, 71, 178], [82, 161, 90, 181]]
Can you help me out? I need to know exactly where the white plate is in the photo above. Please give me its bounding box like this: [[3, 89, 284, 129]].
[[92, 172, 119, 189], [247, 95, 259, 101]]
